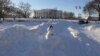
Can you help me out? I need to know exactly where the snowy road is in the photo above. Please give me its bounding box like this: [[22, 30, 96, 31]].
[[0, 20, 100, 56]]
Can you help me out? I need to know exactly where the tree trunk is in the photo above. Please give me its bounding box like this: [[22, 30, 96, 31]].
[[99, 12, 100, 21]]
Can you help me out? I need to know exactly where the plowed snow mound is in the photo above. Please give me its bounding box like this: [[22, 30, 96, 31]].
[[84, 24, 100, 43]]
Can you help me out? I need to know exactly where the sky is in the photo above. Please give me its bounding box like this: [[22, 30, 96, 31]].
[[11, 0, 90, 17]]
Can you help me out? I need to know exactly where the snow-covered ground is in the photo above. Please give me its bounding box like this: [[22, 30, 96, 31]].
[[0, 19, 100, 56]]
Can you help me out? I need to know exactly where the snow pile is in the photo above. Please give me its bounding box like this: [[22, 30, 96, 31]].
[[85, 25, 95, 31], [45, 26, 54, 40], [0, 20, 100, 56], [0, 23, 47, 56], [68, 27, 79, 38], [29, 22, 45, 30], [84, 24, 100, 43]]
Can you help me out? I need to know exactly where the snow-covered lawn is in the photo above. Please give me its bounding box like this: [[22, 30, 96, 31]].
[[0, 19, 100, 56]]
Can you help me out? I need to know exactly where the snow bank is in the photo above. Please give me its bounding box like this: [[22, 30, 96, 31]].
[[84, 24, 100, 43]]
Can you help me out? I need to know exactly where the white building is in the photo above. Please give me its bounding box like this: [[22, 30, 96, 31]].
[[34, 9, 63, 19]]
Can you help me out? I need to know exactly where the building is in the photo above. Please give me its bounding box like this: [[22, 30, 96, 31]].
[[34, 9, 63, 19]]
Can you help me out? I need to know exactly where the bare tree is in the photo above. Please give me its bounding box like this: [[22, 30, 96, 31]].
[[18, 2, 31, 18], [84, 0, 100, 20], [68, 12, 75, 19], [63, 11, 75, 19], [63, 11, 68, 19], [0, 0, 12, 18]]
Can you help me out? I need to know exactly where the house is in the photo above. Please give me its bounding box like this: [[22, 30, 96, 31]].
[[34, 9, 63, 19]]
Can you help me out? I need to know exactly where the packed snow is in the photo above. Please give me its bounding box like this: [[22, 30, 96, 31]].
[[68, 27, 79, 38], [0, 19, 100, 56]]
